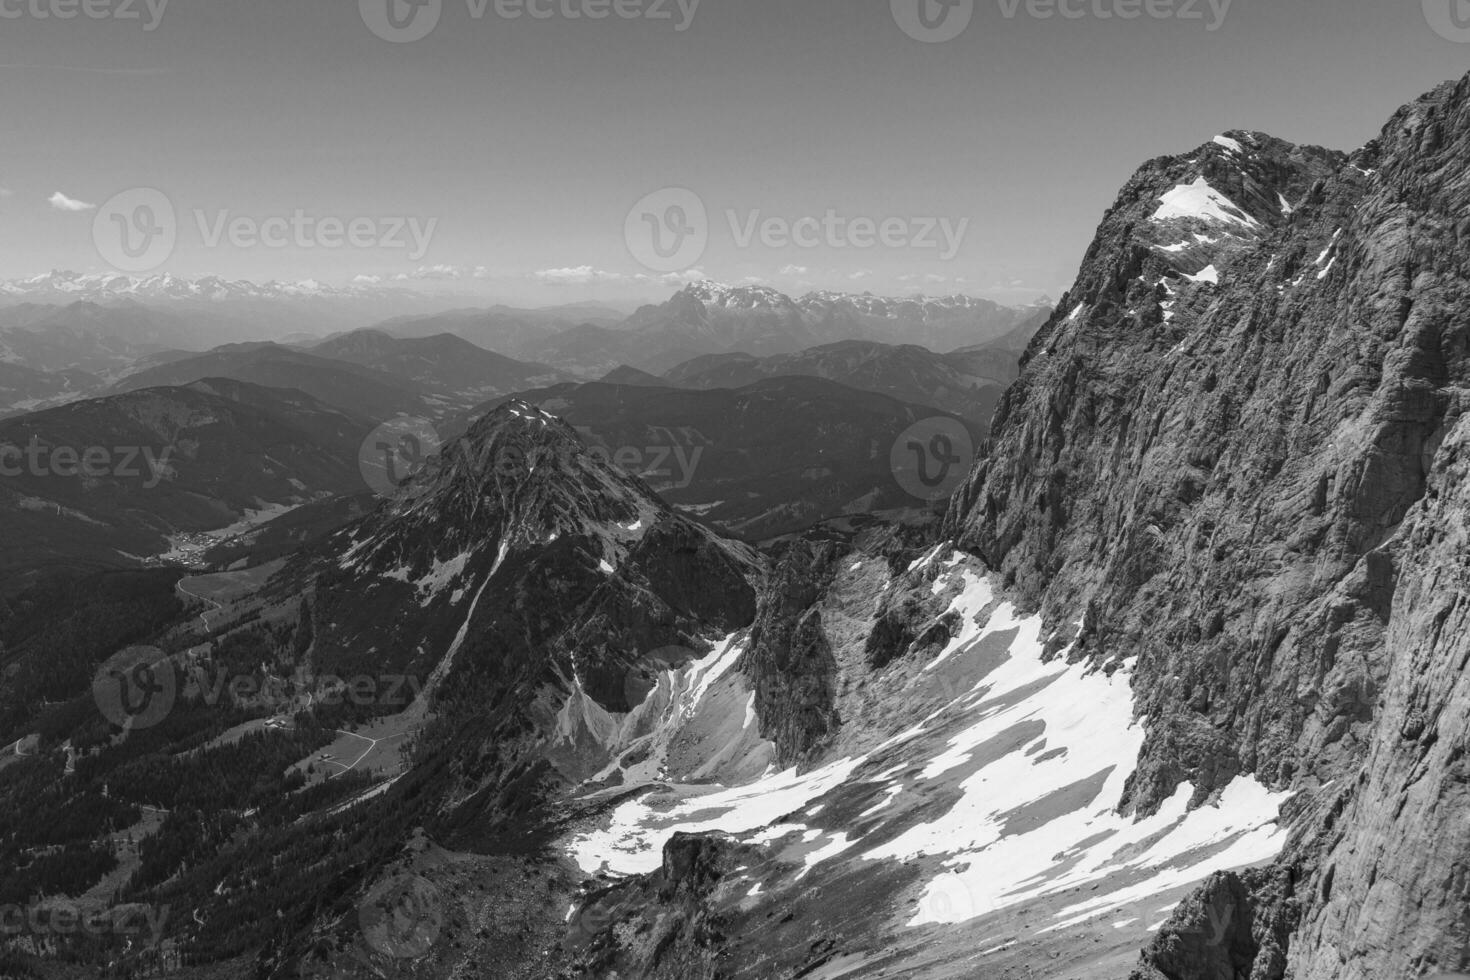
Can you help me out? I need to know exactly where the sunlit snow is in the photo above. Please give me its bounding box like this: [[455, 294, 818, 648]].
[[562, 549, 1293, 939], [1153, 177, 1260, 229]]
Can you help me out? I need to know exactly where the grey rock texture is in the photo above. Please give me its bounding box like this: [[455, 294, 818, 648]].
[[737, 540, 844, 766], [1129, 867, 1299, 980], [945, 74, 1470, 976], [1287, 414, 1470, 978]]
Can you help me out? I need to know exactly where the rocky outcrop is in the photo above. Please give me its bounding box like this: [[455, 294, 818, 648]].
[[1129, 867, 1299, 980], [945, 74, 1470, 977], [738, 541, 843, 765], [565, 833, 765, 980]]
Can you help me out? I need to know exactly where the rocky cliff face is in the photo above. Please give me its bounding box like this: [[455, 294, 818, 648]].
[[945, 75, 1470, 976], [1287, 399, 1470, 979]]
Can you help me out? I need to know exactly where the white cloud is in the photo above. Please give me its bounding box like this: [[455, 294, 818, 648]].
[[49, 191, 95, 212], [779, 264, 809, 277], [351, 274, 383, 285], [528, 265, 708, 289], [847, 270, 873, 281], [0, 187, 13, 199], [644, 267, 707, 287], [533, 265, 628, 286], [392, 264, 487, 281]]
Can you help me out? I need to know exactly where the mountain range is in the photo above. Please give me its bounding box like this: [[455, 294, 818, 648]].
[[4, 69, 1469, 980], [0, 284, 1046, 420], [664, 338, 1024, 425], [461, 377, 980, 540]]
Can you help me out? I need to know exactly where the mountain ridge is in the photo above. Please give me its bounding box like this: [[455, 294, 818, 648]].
[[947, 72, 1470, 979]]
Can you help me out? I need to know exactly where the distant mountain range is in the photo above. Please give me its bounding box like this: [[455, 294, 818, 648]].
[[306, 330, 569, 407], [110, 345, 439, 422], [460, 377, 982, 541], [378, 281, 1051, 375], [0, 281, 1047, 420], [0, 274, 628, 365], [664, 338, 1025, 425], [0, 271, 413, 304]]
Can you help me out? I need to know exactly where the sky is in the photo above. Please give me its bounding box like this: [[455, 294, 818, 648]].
[[0, 0, 1467, 308]]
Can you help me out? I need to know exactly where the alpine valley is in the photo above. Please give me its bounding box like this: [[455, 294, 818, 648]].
[[2, 72, 1470, 980]]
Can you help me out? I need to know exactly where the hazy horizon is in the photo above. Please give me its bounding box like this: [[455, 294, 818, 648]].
[[4, 0, 1469, 307]]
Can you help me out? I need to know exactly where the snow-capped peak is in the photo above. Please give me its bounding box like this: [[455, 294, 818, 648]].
[[680, 281, 798, 311], [0, 270, 420, 305]]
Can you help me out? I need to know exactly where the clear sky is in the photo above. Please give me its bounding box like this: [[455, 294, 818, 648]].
[[1, 0, 1467, 307]]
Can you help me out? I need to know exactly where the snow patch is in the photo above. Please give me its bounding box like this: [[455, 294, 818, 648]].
[[568, 756, 863, 876], [1153, 177, 1260, 229]]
